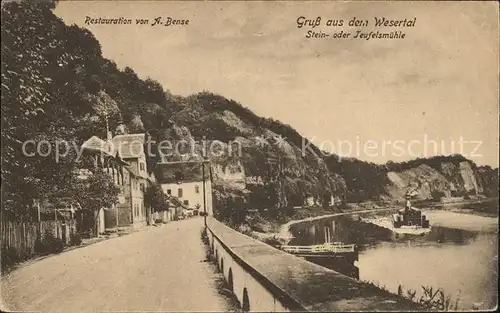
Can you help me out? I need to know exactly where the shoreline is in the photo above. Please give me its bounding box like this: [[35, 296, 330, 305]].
[[271, 198, 498, 243], [246, 197, 498, 246], [276, 207, 396, 242], [423, 197, 499, 207]]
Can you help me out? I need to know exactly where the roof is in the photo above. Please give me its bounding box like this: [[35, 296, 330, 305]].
[[156, 161, 209, 184], [81, 136, 130, 168], [111, 133, 145, 159], [81, 136, 115, 157]]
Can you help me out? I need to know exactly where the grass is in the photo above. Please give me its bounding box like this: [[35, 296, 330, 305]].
[[365, 280, 461, 311], [399, 285, 460, 311]]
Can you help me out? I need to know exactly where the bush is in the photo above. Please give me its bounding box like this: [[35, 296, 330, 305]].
[[46, 237, 64, 254], [70, 233, 82, 246], [431, 190, 446, 201], [1, 247, 21, 272], [34, 237, 47, 255], [34, 229, 65, 255]]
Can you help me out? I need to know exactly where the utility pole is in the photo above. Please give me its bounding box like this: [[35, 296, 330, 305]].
[[54, 206, 58, 238], [116, 164, 119, 232], [36, 200, 41, 236], [202, 159, 207, 227], [115, 203, 119, 232]]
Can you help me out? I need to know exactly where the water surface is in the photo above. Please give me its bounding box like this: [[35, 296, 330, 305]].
[[288, 209, 498, 310]]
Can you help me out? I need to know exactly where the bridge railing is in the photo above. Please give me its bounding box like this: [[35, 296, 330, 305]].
[[205, 216, 424, 312]]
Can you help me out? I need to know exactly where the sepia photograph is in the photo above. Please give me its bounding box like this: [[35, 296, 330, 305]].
[[1, 0, 499, 312]]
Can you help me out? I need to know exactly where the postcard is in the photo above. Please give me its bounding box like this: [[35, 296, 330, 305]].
[[1, 0, 498, 312]]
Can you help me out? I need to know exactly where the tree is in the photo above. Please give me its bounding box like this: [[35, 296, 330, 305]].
[[1, 0, 104, 216], [431, 190, 445, 202], [73, 170, 120, 236], [144, 183, 169, 213]]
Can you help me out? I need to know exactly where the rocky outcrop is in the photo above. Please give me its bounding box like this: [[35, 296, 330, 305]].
[[476, 166, 499, 197], [121, 93, 494, 207], [459, 161, 482, 193], [384, 159, 493, 201], [145, 92, 348, 208], [386, 164, 453, 200]]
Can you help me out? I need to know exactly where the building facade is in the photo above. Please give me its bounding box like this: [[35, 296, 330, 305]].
[[112, 133, 150, 228], [156, 161, 213, 217], [81, 132, 153, 231]]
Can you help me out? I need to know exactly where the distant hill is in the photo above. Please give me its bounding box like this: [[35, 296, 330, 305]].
[[2, 0, 497, 217]]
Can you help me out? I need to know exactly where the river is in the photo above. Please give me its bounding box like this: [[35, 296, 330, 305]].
[[287, 206, 498, 310]]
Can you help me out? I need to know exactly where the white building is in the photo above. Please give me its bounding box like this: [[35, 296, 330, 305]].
[[156, 161, 213, 216], [213, 161, 246, 189]]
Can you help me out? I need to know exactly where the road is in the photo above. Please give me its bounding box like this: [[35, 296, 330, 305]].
[[1, 217, 236, 312]]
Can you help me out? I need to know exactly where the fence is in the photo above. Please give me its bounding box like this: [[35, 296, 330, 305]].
[[1, 219, 77, 260]]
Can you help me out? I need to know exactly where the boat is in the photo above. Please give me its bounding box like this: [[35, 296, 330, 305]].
[[392, 193, 430, 229], [280, 227, 357, 262], [281, 242, 356, 255]]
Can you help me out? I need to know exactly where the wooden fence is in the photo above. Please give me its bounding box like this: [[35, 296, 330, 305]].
[[1, 219, 77, 259]]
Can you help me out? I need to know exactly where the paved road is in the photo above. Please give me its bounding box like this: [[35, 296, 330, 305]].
[[1, 217, 235, 312]]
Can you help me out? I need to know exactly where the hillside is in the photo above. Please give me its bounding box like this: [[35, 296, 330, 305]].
[[2, 1, 497, 220]]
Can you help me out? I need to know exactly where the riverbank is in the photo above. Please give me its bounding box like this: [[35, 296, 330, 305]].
[[244, 203, 400, 246], [428, 198, 499, 218], [243, 197, 497, 246], [241, 201, 498, 311]]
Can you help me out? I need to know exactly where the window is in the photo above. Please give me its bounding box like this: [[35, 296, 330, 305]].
[[140, 163, 145, 171], [183, 200, 189, 206], [195, 185, 200, 193], [140, 183, 145, 192], [167, 189, 172, 195], [178, 188, 183, 198]]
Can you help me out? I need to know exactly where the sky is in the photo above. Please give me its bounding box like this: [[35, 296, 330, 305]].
[[55, 1, 499, 167]]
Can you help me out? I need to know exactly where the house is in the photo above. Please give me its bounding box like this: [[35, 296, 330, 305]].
[[213, 161, 246, 189], [80, 135, 131, 234], [80, 133, 151, 232], [155, 160, 213, 217], [112, 133, 151, 228]]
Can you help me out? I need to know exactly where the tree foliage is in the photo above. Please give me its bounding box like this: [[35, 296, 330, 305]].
[[0, 1, 171, 216], [144, 183, 169, 212], [73, 170, 120, 214], [2, 0, 496, 221]]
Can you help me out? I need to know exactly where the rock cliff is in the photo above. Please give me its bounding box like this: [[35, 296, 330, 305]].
[[383, 157, 495, 201], [3, 0, 496, 216]]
